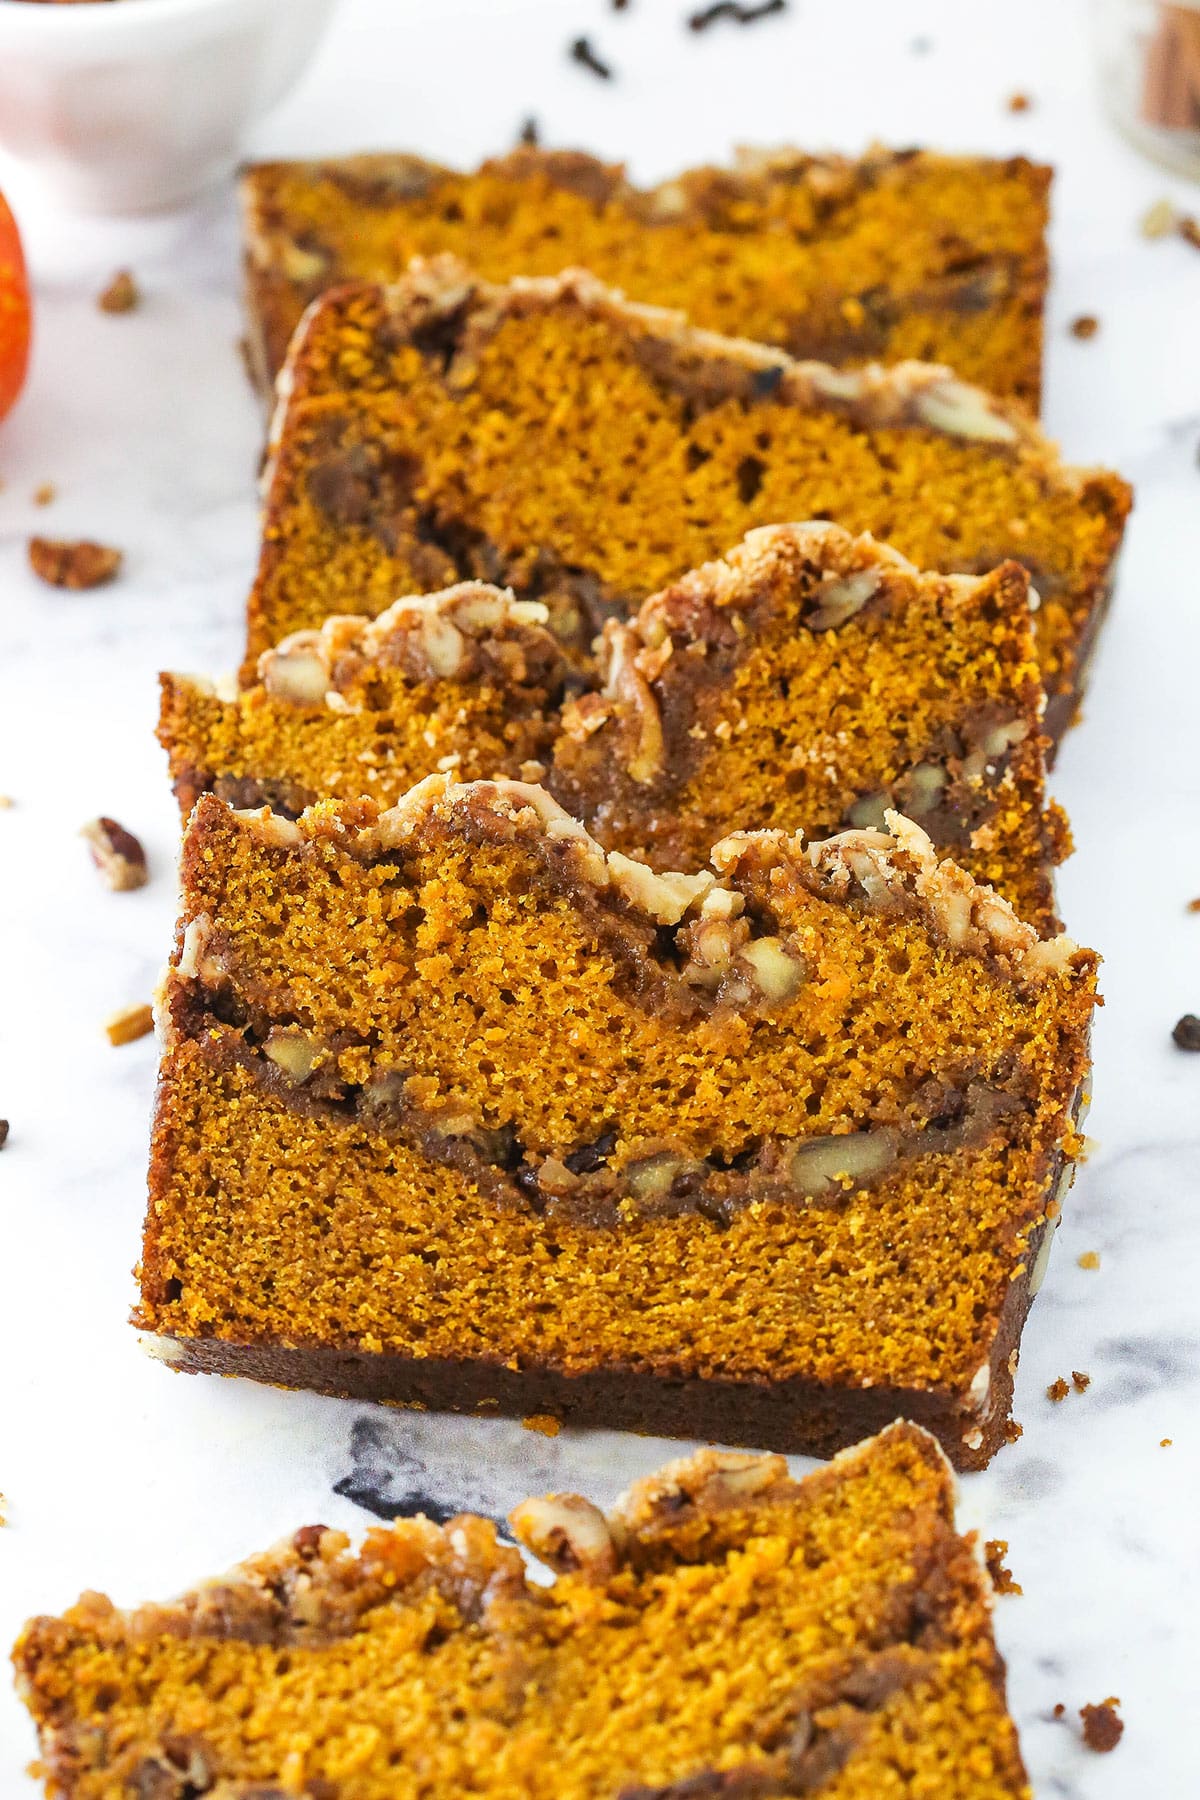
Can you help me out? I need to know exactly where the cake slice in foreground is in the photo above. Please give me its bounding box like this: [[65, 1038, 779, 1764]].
[[242, 142, 1051, 406], [14, 1426, 1031, 1799], [162, 526, 1068, 933], [159, 581, 570, 819], [137, 779, 1097, 1468], [245, 262, 1130, 742]]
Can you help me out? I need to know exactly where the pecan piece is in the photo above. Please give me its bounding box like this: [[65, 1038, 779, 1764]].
[[509, 1493, 620, 1578], [98, 269, 139, 314], [28, 537, 122, 590], [105, 1002, 154, 1047], [81, 816, 148, 891]]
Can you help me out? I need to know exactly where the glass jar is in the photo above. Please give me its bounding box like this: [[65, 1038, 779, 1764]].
[[1094, 0, 1200, 178]]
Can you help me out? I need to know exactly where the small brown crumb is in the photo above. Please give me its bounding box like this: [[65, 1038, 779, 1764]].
[[97, 269, 139, 314], [1160, 1437, 1173, 1447], [1070, 314, 1100, 340], [0, 1120, 9, 1149], [984, 1539, 1022, 1595], [1046, 1377, 1070, 1403], [28, 537, 122, 590], [1172, 1013, 1200, 1050], [1180, 216, 1200, 252], [33, 482, 56, 506], [1080, 1698, 1124, 1753], [105, 1002, 154, 1047], [1003, 1418, 1024, 1444], [688, 0, 786, 26], [1140, 197, 1177, 239], [1007, 91, 1032, 112], [569, 36, 612, 78], [518, 116, 539, 147], [1071, 1369, 1091, 1393], [1186, 897, 1200, 913], [522, 1413, 562, 1437], [1078, 1250, 1101, 1270], [81, 817, 148, 892], [1052, 1703, 1066, 1719]]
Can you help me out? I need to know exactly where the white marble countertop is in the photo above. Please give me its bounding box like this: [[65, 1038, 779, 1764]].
[[0, 0, 1198, 1792]]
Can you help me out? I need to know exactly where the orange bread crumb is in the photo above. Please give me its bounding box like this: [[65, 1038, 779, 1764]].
[[242, 144, 1051, 405], [14, 1427, 1031, 1800], [136, 781, 1097, 1467], [245, 264, 1130, 740]]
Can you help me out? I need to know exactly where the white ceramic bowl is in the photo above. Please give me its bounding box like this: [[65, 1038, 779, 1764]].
[[0, 0, 338, 214]]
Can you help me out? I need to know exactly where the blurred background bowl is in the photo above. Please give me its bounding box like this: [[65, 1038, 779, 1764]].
[[0, 0, 338, 214]]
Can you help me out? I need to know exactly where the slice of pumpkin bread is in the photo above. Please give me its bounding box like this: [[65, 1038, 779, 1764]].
[[242, 142, 1051, 406], [550, 522, 1067, 931], [245, 262, 1130, 742], [14, 1426, 1031, 1800], [136, 779, 1097, 1469], [160, 581, 570, 819], [167, 526, 1068, 931]]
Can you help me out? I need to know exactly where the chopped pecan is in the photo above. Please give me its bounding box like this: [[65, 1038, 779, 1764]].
[[98, 269, 139, 314], [509, 1493, 620, 1578], [81, 816, 148, 891], [105, 1002, 154, 1047], [28, 537, 122, 590]]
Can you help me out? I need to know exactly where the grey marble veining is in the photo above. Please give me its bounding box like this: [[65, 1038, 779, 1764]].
[[1, 0, 1199, 1794]]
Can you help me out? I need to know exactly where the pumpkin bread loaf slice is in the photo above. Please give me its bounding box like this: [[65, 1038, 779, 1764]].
[[160, 581, 570, 819], [245, 263, 1130, 743], [242, 142, 1051, 406], [166, 526, 1068, 932], [550, 522, 1067, 931], [14, 1426, 1031, 1800], [136, 779, 1097, 1469]]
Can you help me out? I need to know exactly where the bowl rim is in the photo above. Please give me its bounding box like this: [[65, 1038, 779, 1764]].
[[0, 0, 314, 45]]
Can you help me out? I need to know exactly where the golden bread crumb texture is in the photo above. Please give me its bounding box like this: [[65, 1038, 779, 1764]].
[[246, 268, 1130, 717], [246, 145, 1051, 404], [137, 785, 1097, 1402]]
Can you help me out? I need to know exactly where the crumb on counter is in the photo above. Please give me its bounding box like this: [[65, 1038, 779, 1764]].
[[105, 1002, 155, 1047], [1180, 216, 1200, 251], [1080, 1698, 1124, 1753], [1077, 1250, 1101, 1270], [983, 1538, 1022, 1595], [569, 36, 612, 78], [521, 1413, 562, 1438], [0, 1120, 9, 1150], [98, 269, 139, 314], [1071, 1370, 1091, 1392], [1007, 92, 1032, 112], [1160, 1437, 1173, 1447], [1172, 1013, 1200, 1050], [1070, 314, 1099, 339], [28, 537, 122, 590], [1187, 897, 1200, 913], [1140, 197, 1177, 239], [1046, 1377, 1070, 1403], [33, 482, 56, 506], [688, 0, 787, 28]]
